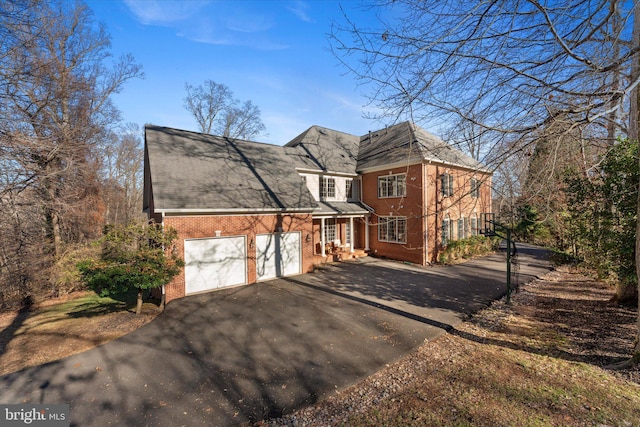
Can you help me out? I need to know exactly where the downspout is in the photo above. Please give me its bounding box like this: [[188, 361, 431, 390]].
[[423, 162, 428, 265]]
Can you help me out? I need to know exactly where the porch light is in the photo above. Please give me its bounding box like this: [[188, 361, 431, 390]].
[[305, 234, 311, 243], [249, 238, 254, 249]]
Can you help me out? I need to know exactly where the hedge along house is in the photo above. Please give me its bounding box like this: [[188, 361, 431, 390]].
[[143, 126, 317, 302], [144, 121, 492, 303], [357, 122, 492, 265]]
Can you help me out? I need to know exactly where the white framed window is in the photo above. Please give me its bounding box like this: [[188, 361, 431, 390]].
[[442, 216, 450, 246], [470, 178, 480, 198], [441, 173, 454, 197], [346, 179, 353, 200], [320, 177, 335, 199], [471, 215, 478, 236], [458, 218, 468, 240], [378, 174, 406, 198], [345, 221, 351, 244], [378, 216, 407, 243], [324, 218, 336, 242]]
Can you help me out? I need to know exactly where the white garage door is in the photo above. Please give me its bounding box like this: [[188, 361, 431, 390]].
[[256, 232, 301, 281], [184, 237, 247, 294]]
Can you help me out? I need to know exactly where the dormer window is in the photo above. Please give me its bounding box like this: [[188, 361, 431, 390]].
[[320, 176, 335, 199]]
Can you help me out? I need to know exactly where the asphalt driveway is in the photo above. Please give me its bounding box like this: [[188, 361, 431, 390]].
[[0, 244, 552, 426]]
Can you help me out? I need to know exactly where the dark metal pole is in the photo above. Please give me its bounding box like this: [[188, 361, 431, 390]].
[[506, 227, 512, 304]]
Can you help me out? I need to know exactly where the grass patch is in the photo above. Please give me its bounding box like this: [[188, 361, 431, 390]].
[[0, 292, 158, 375]]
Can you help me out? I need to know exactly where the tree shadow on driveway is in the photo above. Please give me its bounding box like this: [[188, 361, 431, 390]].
[[0, 246, 552, 427]]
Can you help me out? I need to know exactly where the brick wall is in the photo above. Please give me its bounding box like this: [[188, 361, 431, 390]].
[[162, 213, 313, 303], [361, 163, 426, 265], [361, 162, 492, 265], [427, 164, 492, 263]]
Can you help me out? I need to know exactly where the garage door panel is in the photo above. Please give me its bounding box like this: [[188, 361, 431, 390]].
[[185, 237, 246, 294], [256, 232, 301, 281], [281, 232, 301, 276]]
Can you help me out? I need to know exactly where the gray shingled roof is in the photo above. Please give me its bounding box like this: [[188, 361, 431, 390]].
[[357, 121, 488, 172], [145, 126, 317, 213], [314, 201, 371, 216], [285, 126, 360, 174]]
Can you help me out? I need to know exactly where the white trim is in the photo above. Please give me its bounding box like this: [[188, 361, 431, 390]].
[[364, 216, 370, 251], [156, 208, 315, 215], [423, 166, 428, 265], [313, 213, 368, 218], [358, 159, 492, 175], [357, 160, 422, 174], [320, 217, 326, 257], [294, 167, 359, 177], [349, 217, 354, 253]]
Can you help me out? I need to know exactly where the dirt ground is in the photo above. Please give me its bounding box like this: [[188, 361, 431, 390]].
[[0, 292, 159, 376]]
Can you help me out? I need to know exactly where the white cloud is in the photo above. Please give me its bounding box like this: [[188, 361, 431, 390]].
[[123, 0, 288, 50], [287, 1, 312, 23], [124, 0, 209, 25]]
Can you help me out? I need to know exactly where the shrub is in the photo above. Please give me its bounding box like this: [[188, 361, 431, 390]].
[[78, 222, 183, 313], [438, 235, 499, 264]]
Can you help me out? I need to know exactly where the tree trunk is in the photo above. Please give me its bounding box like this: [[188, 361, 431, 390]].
[[136, 289, 143, 315], [635, 178, 640, 358], [631, 2, 640, 359]]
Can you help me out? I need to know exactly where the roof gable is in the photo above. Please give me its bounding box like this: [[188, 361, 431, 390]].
[[357, 121, 488, 172], [285, 126, 360, 174], [145, 126, 317, 213]]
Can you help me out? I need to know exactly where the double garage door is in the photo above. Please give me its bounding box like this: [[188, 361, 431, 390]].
[[184, 232, 301, 295]]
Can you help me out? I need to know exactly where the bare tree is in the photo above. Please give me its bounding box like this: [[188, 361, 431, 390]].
[[219, 100, 266, 140], [101, 123, 145, 225], [184, 80, 266, 140], [331, 0, 640, 359], [184, 80, 233, 134], [0, 0, 142, 307]]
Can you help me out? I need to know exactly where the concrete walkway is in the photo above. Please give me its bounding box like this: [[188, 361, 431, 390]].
[[0, 244, 552, 426]]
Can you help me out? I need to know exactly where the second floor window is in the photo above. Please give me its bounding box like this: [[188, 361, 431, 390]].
[[346, 179, 353, 199], [378, 174, 406, 198], [470, 178, 480, 198], [441, 173, 454, 197], [320, 177, 335, 199]]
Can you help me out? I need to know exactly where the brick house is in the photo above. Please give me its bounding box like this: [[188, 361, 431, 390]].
[[144, 121, 491, 302]]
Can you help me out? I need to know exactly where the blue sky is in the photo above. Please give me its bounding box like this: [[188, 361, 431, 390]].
[[86, 0, 384, 145]]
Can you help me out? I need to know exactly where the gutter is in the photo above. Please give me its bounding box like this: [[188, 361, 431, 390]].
[[154, 207, 317, 215]]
